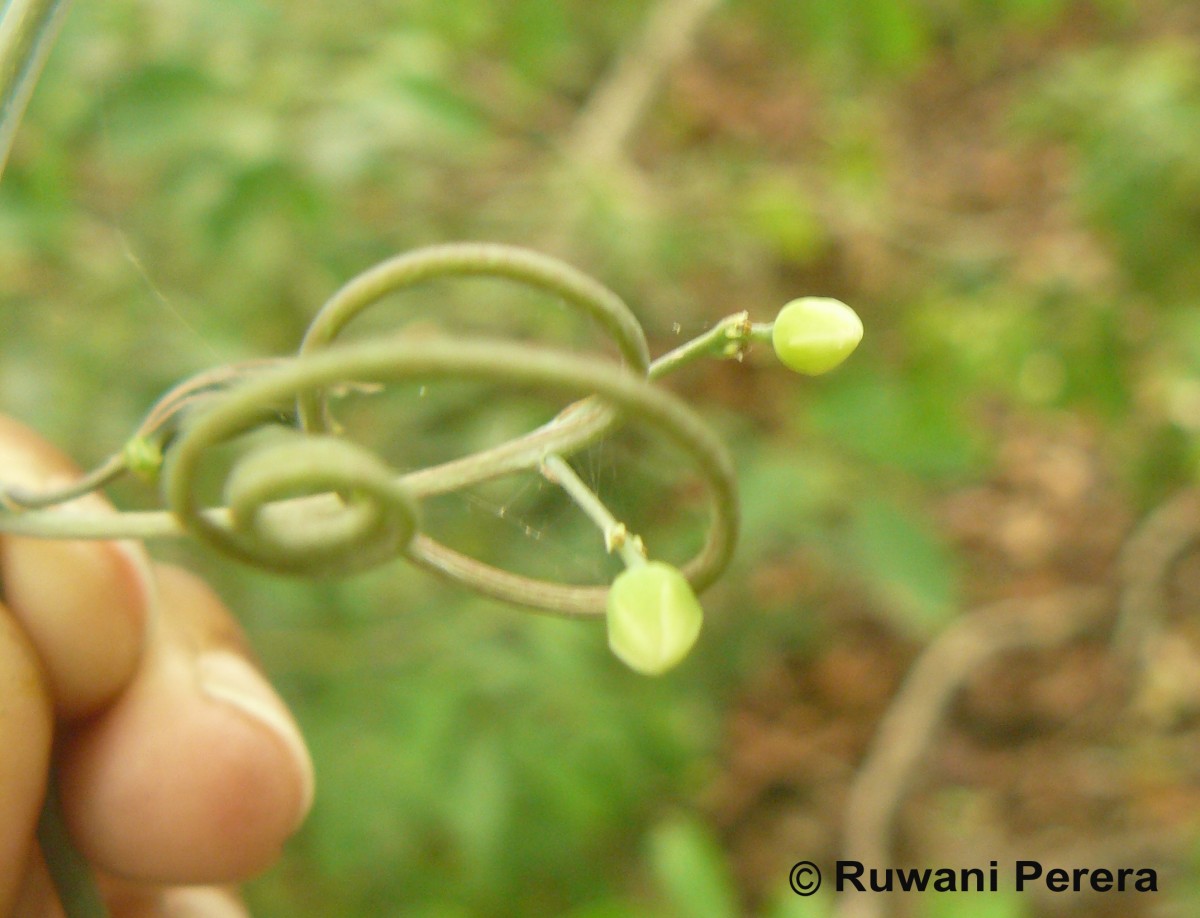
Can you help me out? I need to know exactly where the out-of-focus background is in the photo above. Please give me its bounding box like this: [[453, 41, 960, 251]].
[[4, 0, 1200, 915]]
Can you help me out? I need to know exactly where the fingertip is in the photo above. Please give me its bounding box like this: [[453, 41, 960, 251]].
[[2, 535, 151, 719], [0, 416, 85, 487], [0, 607, 53, 915], [158, 564, 314, 832], [195, 649, 315, 831], [162, 886, 251, 918], [0, 414, 153, 719], [57, 566, 312, 883], [58, 647, 310, 882], [99, 881, 249, 918], [12, 848, 66, 918]]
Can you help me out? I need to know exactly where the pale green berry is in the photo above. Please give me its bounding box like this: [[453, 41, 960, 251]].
[[771, 296, 863, 375], [606, 561, 703, 676]]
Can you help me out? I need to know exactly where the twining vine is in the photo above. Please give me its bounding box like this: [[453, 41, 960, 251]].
[[0, 242, 860, 918], [0, 240, 863, 655], [0, 1, 864, 916]]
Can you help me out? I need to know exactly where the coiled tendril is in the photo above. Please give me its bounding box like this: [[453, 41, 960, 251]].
[[154, 243, 737, 615], [164, 332, 737, 615], [219, 434, 420, 577], [0, 245, 733, 610], [0, 242, 862, 621]]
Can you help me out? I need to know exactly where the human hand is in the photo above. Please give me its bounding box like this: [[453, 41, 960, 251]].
[[0, 416, 314, 916]]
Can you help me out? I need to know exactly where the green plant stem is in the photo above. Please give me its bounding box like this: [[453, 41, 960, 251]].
[[0, 0, 70, 179], [541, 452, 647, 569], [399, 311, 774, 505], [37, 772, 109, 918], [0, 310, 759, 614], [2, 358, 287, 511], [0, 453, 127, 511], [648, 312, 772, 379]]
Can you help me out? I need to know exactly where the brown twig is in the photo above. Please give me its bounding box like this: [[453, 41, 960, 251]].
[[564, 0, 723, 171], [1112, 488, 1200, 662], [834, 482, 1200, 918], [835, 588, 1109, 918]]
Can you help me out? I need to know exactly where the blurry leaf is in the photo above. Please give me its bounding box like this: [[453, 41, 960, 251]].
[[1059, 300, 1131, 416], [648, 815, 739, 918], [97, 63, 219, 157], [858, 0, 928, 74], [1018, 44, 1200, 301], [807, 368, 981, 480], [446, 731, 511, 881], [848, 497, 960, 635], [504, 0, 573, 82], [821, 105, 888, 205], [739, 174, 828, 265], [737, 447, 846, 547], [759, 0, 928, 78], [999, 0, 1071, 27], [207, 161, 326, 239], [397, 75, 488, 137]]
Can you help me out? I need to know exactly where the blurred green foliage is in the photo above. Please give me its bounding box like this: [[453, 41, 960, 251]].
[[4, 0, 1200, 915]]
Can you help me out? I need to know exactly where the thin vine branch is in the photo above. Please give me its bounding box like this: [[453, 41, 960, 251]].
[[1112, 488, 1200, 662], [0, 0, 70, 178], [541, 451, 648, 569], [836, 589, 1109, 918], [836, 479, 1200, 918], [166, 333, 739, 615], [565, 0, 723, 170], [0, 243, 784, 619]]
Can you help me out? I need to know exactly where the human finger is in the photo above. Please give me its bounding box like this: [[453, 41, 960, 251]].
[[14, 849, 251, 917], [0, 603, 52, 914], [0, 414, 151, 720], [56, 564, 313, 882]]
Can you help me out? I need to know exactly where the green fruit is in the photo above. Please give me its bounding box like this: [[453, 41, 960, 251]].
[[606, 561, 703, 676], [771, 296, 863, 375]]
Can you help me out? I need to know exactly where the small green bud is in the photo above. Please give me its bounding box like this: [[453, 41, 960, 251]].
[[606, 561, 703, 676], [122, 436, 164, 482], [771, 296, 863, 375]]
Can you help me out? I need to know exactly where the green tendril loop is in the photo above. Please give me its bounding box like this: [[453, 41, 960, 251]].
[[297, 242, 651, 436], [216, 434, 419, 577], [163, 334, 738, 615]]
